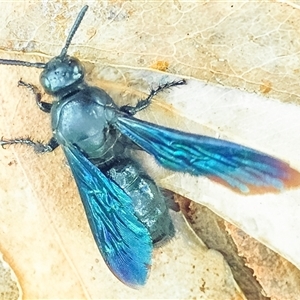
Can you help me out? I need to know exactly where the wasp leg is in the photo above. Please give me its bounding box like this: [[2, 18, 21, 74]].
[[18, 80, 52, 113], [120, 79, 186, 116], [0, 136, 59, 153]]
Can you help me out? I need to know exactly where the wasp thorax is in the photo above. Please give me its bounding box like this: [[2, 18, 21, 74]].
[[40, 55, 85, 96]]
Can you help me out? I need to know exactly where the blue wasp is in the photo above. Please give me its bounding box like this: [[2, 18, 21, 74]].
[[1, 5, 300, 288]]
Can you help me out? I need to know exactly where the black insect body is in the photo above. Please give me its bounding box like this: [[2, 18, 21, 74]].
[[46, 55, 176, 248], [50, 66, 176, 243], [1, 5, 300, 288]]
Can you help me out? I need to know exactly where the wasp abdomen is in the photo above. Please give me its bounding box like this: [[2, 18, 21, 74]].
[[106, 160, 175, 246]]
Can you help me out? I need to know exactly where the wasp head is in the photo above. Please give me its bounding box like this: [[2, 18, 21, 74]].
[[40, 55, 85, 96]]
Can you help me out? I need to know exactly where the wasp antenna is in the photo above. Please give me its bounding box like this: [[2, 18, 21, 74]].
[[0, 59, 46, 69], [59, 5, 89, 58]]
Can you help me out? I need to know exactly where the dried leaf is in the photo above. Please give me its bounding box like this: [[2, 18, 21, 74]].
[[1, 1, 300, 299]]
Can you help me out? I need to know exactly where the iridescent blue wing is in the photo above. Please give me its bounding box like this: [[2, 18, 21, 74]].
[[115, 115, 300, 194], [63, 145, 152, 288]]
